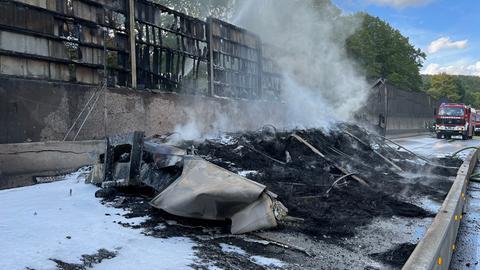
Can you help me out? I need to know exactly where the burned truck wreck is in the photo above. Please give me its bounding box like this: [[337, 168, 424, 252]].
[[87, 131, 288, 234], [87, 124, 460, 241]]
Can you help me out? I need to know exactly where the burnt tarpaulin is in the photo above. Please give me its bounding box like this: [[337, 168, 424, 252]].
[[149, 156, 285, 234]]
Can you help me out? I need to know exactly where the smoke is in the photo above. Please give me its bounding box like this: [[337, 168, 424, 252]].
[[232, 0, 370, 127], [168, 109, 231, 144], [172, 0, 371, 141]]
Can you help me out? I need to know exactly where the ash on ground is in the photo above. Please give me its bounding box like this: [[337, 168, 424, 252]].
[[99, 124, 461, 269]]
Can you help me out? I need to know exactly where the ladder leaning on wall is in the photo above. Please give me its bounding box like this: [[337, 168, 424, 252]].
[[63, 28, 109, 142]]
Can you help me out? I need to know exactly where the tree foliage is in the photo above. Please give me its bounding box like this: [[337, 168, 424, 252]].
[[463, 91, 480, 108], [425, 73, 463, 102], [424, 74, 480, 107], [346, 14, 426, 91]]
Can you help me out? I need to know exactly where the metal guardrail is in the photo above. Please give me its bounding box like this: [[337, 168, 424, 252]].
[[403, 148, 480, 270]]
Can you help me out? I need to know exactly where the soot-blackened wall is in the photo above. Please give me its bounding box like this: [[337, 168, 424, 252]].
[[0, 76, 286, 144]]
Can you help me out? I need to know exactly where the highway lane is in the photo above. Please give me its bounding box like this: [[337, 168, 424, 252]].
[[392, 134, 480, 159]]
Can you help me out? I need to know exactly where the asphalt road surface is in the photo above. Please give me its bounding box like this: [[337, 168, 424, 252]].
[[393, 134, 480, 159]]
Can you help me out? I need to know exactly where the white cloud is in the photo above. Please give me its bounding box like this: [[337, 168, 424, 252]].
[[367, 0, 431, 8], [422, 62, 480, 76], [427, 37, 468, 54]]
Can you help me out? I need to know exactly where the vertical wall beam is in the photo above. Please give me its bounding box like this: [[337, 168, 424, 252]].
[[206, 17, 215, 96], [384, 79, 389, 136], [256, 38, 263, 100], [128, 0, 137, 89]]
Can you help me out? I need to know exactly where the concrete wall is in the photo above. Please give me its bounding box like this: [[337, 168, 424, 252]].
[[0, 140, 105, 189], [363, 81, 439, 136], [0, 75, 441, 144], [0, 76, 287, 144], [386, 84, 438, 135]]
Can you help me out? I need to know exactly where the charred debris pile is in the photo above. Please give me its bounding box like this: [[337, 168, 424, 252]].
[[183, 124, 460, 237], [89, 123, 461, 238]]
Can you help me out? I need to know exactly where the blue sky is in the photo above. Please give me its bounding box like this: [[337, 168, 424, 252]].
[[332, 0, 480, 76]]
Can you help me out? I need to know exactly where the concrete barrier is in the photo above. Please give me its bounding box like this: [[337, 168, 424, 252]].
[[0, 140, 105, 189], [403, 148, 479, 270], [0, 77, 287, 144]]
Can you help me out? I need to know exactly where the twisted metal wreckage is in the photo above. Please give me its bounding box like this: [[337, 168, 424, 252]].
[[87, 131, 288, 234]]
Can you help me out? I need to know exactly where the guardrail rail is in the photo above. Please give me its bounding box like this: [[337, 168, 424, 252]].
[[403, 148, 480, 270]]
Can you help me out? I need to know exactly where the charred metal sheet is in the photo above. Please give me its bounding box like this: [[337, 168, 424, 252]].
[[88, 131, 287, 234], [0, 0, 130, 86], [208, 18, 262, 99], [90, 133, 185, 189], [0, 0, 284, 100], [149, 156, 287, 234], [102, 131, 144, 186], [143, 141, 186, 167], [139, 142, 186, 191], [230, 192, 283, 234], [150, 156, 267, 220], [261, 43, 283, 101], [134, 0, 209, 94]]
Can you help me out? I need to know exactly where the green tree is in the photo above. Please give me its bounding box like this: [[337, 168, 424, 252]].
[[426, 73, 463, 102], [423, 74, 480, 106], [346, 14, 426, 91], [470, 92, 480, 108], [458, 75, 480, 108]]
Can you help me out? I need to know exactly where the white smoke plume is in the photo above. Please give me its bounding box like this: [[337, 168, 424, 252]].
[[232, 0, 370, 127], [173, 0, 371, 140]]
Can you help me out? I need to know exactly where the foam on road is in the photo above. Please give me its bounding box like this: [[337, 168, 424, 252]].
[[0, 168, 197, 270]]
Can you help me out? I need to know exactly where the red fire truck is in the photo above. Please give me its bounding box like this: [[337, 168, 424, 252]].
[[435, 103, 475, 140], [475, 111, 480, 135]]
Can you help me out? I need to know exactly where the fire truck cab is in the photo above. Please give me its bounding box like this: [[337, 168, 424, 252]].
[[435, 103, 475, 140]]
